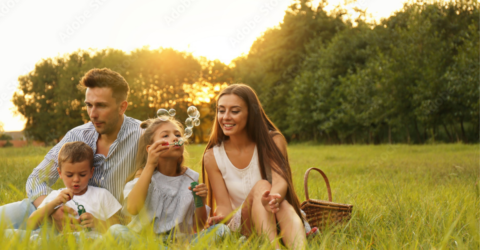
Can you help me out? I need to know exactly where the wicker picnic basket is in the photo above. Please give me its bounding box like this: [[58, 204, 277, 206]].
[[300, 167, 353, 230]]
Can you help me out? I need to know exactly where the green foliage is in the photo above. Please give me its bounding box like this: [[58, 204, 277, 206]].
[[0, 134, 13, 140], [12, 48, 233, 144], [233, 0, 479, 144], [0, 144, 478, 249]]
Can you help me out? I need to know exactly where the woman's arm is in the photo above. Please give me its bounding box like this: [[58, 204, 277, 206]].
[[203, 149, 234, 221], [262, 133, 289, 212]]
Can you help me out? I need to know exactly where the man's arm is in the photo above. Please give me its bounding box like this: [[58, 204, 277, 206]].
[[27, 132, 73, 206]]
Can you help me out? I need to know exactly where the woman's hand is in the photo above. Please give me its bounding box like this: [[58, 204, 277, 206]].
[[54, 188, 74, 207], [189, 183, 208, 203], [261, 190, 282, 213], [145, 139, 169, 169]]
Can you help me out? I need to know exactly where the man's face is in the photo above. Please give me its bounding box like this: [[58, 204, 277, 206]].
[[57, 160, 94, 196], [85, 87, 126, 135]]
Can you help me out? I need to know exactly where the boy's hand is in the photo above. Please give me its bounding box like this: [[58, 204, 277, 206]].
[[51, 206, 77, 231], [145, 140, 169, 169], [189, 183, 208, 203], [79, 212, 96, 229], [54, 189, 74, 206]]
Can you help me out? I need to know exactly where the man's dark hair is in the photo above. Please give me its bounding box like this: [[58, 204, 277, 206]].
[[79, 68, 129, 102], [58, 141, 94, 169]]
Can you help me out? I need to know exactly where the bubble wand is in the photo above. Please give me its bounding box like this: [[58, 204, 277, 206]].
[[72, 199, 90, 231]]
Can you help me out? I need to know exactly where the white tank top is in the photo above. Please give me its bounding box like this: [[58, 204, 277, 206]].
[[213, 142, 263, 210]]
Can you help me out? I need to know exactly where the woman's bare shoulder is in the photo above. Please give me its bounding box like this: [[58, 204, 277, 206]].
[[203, 148, 218, 171]]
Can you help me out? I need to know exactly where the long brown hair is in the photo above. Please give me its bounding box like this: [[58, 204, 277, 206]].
[[201, 84, 303, 219], [125, 117, 187, 184]]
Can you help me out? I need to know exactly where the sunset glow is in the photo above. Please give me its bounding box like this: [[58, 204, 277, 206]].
[[0, 0, 408, 131]]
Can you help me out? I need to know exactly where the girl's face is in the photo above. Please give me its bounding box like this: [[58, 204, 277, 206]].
[[217, 94, 249, 137], [149, 121, 184, 159]]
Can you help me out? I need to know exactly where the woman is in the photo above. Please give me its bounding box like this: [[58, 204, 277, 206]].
[[202, 84, 306, 249]]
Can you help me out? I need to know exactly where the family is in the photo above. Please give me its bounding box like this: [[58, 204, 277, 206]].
[[0, 68, 310, 249]]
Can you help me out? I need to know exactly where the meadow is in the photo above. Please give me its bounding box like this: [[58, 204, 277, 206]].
[[0, 143, 478, 249]]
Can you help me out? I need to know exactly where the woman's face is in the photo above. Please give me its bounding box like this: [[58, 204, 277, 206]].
[[217, 94, 249, 137]]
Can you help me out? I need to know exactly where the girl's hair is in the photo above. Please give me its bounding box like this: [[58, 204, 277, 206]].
[[201, 84, 303, 219], [125, 117, 187, 184]]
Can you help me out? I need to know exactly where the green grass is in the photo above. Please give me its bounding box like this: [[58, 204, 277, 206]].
[[0, 144, 478, 249]]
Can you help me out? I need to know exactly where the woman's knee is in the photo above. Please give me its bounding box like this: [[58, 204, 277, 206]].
[[252, 180, 271, 198]]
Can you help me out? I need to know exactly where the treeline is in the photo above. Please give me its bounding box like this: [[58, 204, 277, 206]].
[[13, 48, 233, 144], [13, 0, 479, 144], [233, 0, 479, 144]]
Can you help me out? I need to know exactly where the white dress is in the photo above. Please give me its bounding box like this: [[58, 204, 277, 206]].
[[123, 168, 199, 234], [213, 142, 262, 230]]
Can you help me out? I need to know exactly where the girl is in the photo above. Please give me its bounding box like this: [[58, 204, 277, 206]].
[[202, 84, 307, 249], [111, 117, 208, 240]]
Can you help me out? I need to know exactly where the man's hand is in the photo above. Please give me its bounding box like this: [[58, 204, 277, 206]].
[[79, 212, 96, 229], [51, 205, 77, 231], [261, 190, 282, 214]]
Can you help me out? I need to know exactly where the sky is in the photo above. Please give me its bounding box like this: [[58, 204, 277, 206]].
[[0, 0, 407, 132]]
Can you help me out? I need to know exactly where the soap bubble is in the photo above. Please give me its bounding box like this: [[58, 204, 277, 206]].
[[157, 109, 169, 121], [185, 118, 194, 128], [184, 128, 193, 138], [194, 118, 200, 126], [187, 106, 198, 118], [194, 110, 200, 118], [168, 109, 176, 116]]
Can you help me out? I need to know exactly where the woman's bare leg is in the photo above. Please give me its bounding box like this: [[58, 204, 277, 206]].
[[241, 180, 279, 247], [275, 200, 307, 249]]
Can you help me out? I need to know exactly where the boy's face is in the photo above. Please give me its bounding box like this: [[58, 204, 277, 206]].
[[57, 160, 94, 196]]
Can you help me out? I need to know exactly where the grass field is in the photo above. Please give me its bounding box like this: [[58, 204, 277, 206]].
[[0, 143, 478, 249]]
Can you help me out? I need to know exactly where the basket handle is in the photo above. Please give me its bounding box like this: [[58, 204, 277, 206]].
[[304, 167, 332, 202]]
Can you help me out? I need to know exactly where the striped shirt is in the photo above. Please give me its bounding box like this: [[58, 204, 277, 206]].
[[26, 115, 142, 202]]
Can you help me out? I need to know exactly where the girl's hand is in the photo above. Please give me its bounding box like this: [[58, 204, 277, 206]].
[[79, 212, 96, 229], [189, 183, 208, 202], [206, 215, 225, 228], [261, 190, 282, 214], [145, 139, 169, 169], [55, 189, 74, 206]]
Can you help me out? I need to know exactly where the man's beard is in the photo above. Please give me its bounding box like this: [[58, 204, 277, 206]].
[[93, 116, 118, 135]]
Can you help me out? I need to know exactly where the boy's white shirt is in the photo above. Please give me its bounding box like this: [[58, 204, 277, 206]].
[[39, 186, 121, 221]]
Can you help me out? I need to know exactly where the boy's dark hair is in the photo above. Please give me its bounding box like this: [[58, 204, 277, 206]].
[[58, 141, 94, 169], [79, 68, 130, 102]]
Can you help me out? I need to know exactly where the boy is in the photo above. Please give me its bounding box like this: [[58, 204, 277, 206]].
[[27, 141, 121, 233]]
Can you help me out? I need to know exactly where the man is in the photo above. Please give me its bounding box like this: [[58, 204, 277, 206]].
[[0, 68, 142, 230]]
